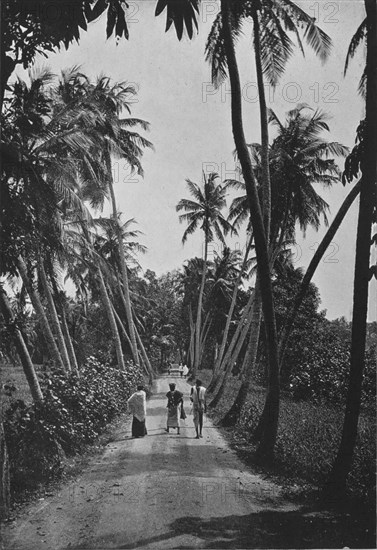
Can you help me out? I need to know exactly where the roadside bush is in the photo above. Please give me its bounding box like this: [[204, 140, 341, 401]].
[[4, 356, 143, 495]]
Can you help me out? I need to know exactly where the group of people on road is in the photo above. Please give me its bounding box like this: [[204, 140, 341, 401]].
[[127, 379, 207, 440], [167, 362, 189, 378]]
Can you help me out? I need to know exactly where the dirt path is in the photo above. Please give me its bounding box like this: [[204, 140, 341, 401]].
[[2, 376, 373, 549]]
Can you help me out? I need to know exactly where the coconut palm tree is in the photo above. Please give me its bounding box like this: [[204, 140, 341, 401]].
[[78, 76, 153, 368], [327, 0, 376, 495], [217, 107, 347, 426], [176, 172, 234, 376]]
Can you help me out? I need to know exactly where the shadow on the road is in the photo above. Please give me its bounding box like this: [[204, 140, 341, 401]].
[[78, 508, 375, 549]]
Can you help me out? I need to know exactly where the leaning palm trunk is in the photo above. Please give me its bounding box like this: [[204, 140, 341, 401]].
[[39, 262, 72, 372], [134, 324, 154, 379], [0, 286, 44, 402], [221, 277, 263, 426], [60, 305, 79, 373], [253, 12, 271, 242], [207, 290, 254, 393], [187, 305, 195, 370], [109, 181, 139, 366], [214, 236, 253, 376], [97, 266, 125, 370], [221, 0, 280, 460], [327, 0, 376, 494], [209, 310, 253, 408], [17, 256, 66, 372], [112, 304, 151, 377], [279, 179, 362, 372], [209, 294, 258, 411], [193, 238, 209, 375]]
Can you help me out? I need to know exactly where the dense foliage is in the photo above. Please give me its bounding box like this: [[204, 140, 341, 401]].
[[4, 356, 143, 494]]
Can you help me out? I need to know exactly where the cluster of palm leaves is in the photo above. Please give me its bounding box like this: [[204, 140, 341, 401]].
[[0, 67, 154, 401]]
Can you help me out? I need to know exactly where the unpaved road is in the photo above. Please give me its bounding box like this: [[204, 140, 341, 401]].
[[2, 376, 374, 549]]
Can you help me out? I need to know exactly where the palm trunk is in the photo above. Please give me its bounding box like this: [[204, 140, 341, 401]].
[[111, 303, 151, 377], [221, 277, 262, 426], [208, 290, 254, 393], [0, 286, 44, 402], [60, 305, 79, 374], [211, 280, 261, 412], [39, 262, 72, 372], [215, 235, 253, 375], [279, 179, 362, 373], [193, 238, 208, 376], [97, 266, 125, 370], [134, 324, 154, 379], [0, 420, 10, 520], [253, 12, 271, 242], [327, 0, 376, 494], [17, 256, 66, 372], [221, 0, 279, 461], [108, 180, 139, 366]]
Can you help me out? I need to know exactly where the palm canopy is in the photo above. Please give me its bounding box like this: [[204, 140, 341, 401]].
[[176, 172, 235, 245], [205, 0, 332, 89], [226, 105, 348, 242], [268, 105, 348, 238]]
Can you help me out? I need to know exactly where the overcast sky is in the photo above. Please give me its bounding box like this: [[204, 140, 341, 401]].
[[23, 0, 375, 321]]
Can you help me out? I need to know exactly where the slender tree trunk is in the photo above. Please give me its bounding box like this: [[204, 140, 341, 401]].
[[327, 0, 376, 494], [60, 305, 79, 374], [221, 277, 263, 426], [208, 290, 254, 393], [0, 286, 44, 402], [111, 302, 133, 349], [221, 0, 279, 461], [211, 279, 261, 412], [17, 256, 66, 372], [0, 420, 10, 520], [97, 266, 125, 370], [108, 180, 139, 366], [279, 179, 362, 372], [253, 12, 271, 242], [39, 262, 71, 372], [112, 304, 151, 378], [209, 315, 252, 408], [193, 238, 208, 376], [215, 236, 253, 374], [134, 324, 154, 379]]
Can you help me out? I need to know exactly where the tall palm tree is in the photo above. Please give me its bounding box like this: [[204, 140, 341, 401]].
[[218, 106, 347, 426], [327, 0, 376, 495], [80, 76, 153, 368], [176, 172, 233, 376]]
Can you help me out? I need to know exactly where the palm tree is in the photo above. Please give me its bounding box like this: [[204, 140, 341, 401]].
[[80, 76, 153, 368], [217, 107, 347, 426], [203, 0, 332, 459], [327, 0, 376, 495], [176, 172, 233, 376]]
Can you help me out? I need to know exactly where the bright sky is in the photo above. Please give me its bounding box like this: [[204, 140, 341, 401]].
[[22, 0, 375, 321]]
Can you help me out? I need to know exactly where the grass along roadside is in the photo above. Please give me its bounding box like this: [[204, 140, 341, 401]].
[[202, 370, 375, 507]]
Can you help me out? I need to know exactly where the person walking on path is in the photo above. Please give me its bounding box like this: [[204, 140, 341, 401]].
[[190, 379, 207, 439], [127, 385, 147, 438], [166, 383, 184, 435], [182, 364, 189, 378]]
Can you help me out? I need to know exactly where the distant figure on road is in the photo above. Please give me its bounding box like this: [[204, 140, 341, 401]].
[[182, 364, 189, 378], [179, 363, 183, 377], [127, 385, 147, 438], [166, 383, 184, 435], [190, 379, 207, 439]]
